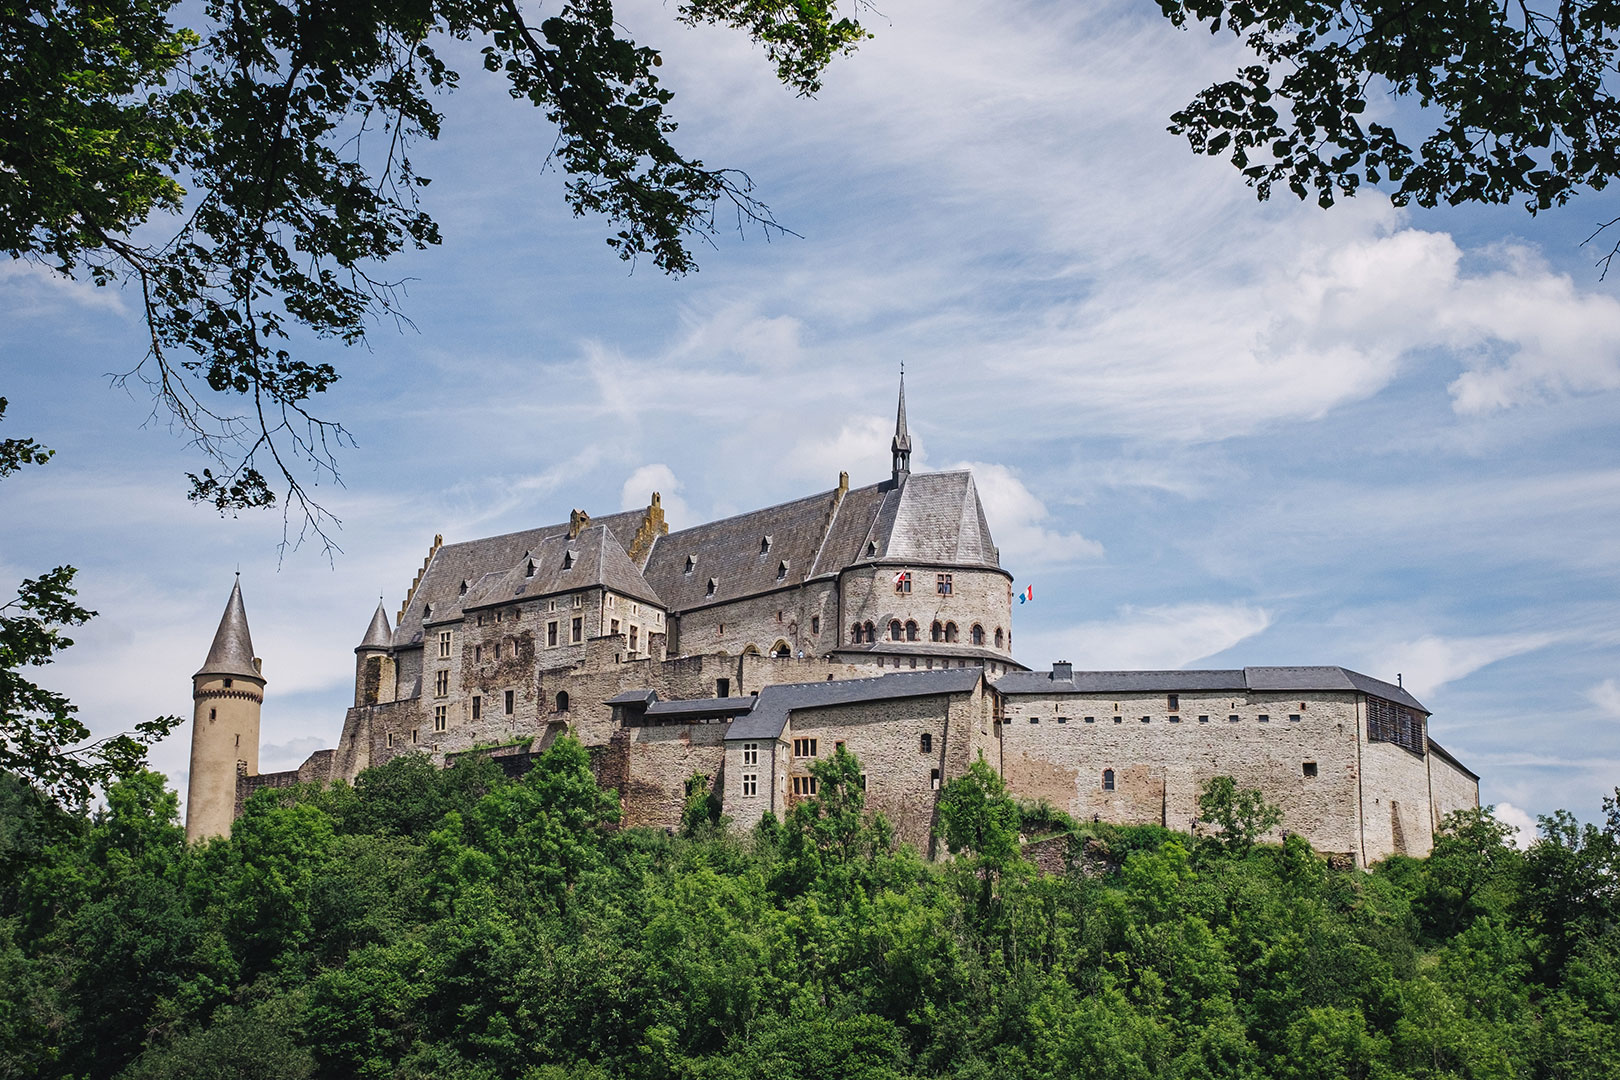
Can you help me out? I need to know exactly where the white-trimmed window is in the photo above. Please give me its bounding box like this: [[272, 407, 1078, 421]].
[[547, 621, 558, 647], [438, 630, 452, 657], [792, 737, 817, 758], [742, 773, 758, 796], [434, 670, 449, 697], [434, 705, 447, 732], [743, 742, 759, 765], [571, 616, 583, 643]]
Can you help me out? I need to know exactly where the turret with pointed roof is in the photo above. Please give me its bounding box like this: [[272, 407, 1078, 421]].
[[187, 578, 265, 843], [358, 600, 392, 652], [891, 370, 912, 487]]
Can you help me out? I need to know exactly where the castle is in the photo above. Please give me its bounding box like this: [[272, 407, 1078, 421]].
[[185, 378, 1479, 865]]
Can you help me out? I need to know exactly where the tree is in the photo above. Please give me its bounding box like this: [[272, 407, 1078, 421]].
[[2, 0, 869, 545], [1154, 0, 1620, 272], [937, 756, 1020, 868], [1195, 775, 1283, 854], [0, 399, 179, 806]]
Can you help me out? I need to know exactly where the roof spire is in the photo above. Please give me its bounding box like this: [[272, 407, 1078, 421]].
[[358, 598, 392, 651], [891, 367, 911, 487], [195, 577, 262, 680]]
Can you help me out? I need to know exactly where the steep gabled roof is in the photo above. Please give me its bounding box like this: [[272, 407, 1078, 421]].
[[391, 508, 649, 646], [460, 525, 664, 612], [870, 470, 999, 566], [196, 577, 261, 680]]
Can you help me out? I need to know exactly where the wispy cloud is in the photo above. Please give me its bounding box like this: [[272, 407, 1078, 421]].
[[1020, 602, 1272, 671]]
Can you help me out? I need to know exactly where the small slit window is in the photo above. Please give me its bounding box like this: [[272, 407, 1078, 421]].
[[920, 733, 932, 752]]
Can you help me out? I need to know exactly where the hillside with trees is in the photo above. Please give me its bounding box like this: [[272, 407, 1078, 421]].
[[1, 741, 1616, 1080]]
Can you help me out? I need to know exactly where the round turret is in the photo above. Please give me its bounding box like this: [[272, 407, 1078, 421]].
[[186, 577, 265, 843]]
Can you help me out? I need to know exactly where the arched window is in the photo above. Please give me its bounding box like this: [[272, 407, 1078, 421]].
[[742, 644, 761, 656], [851, 622, 863, 643], [971, 623, 984, 646], [945, 622, 959, 643], [889, 620, 903, 641], [863, 621, 875, 643], [1102, 769, 1115, 791], [771, 640, 791, 658], [556, 691, 570, 713], [930, 620, 943, 642], [905, 620, 919, 641], [994, 627, 1004, 649]]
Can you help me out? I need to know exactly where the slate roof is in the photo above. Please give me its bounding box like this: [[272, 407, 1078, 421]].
[[809, 481, 892, 574], [392, 508, 649, 646], [196, 577, 261, 680], [726, 667, 984, 741], [357, 601, 392, 651], [831, 641, 1027, 667], [868, 470, 999, 566], [645, 697, 758, 719], [1427, 737, 1479, 780], [642, 487, 849, 610], [460, 525, 664, 613], [993, 665, 1429, 713]]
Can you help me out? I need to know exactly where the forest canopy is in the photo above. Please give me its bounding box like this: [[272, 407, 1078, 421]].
[[2, 740, 1617, 1080]]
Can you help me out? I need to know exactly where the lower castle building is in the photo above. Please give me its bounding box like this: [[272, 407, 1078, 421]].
[[185, 378, 1479, 865]]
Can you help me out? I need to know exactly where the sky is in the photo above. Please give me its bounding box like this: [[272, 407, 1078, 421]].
[[3, 0, 1618, 841]]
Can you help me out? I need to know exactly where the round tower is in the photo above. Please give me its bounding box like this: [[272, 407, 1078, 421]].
[[354, 599, 396, 707], [186, 576, 265, 843]]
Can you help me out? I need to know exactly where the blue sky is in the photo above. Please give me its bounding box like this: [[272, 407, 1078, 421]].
[[3, 0, 1618, 837]]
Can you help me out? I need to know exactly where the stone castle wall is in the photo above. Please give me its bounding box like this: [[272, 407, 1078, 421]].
[[838, 564, 1015, 656], [1428, 750, 1481, 829]]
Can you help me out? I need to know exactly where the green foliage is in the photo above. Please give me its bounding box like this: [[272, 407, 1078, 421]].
[[1155, 0, 1620, 259], [1195, 775, 1284, 855], [0, 400, 180, 806], [2, 1, 868, 539], [1, 749, 1615, 1080]]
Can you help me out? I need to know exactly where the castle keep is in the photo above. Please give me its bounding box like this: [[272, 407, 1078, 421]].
[[186, 378, 1479, 865]]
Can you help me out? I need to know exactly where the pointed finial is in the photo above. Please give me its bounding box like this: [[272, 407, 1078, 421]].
[[891, 368, 912, 485]]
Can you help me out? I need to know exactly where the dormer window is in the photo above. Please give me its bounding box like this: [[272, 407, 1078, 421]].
[[866, 540, 877, 557], [525, 559, 536, 578], [760, 535, 772, 555], [684, 555, 696, 574], [776, 560, 788, 581], [707, 578, 717, 597], [459, 580, 469, 596], [423, 603, 433, 620], [562, 551, 575, 570]]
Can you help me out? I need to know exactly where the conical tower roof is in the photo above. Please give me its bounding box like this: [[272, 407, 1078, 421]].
[[892, 370, 911, 452], [195, 576, 262, 680], [357, 600, 392, 651]]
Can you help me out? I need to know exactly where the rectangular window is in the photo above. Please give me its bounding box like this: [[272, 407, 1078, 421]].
[[1057, 715, 1068, 724], [492, 643, 501, 660], [1289, 713, 1301, 722], [572, 594, 583, 608], [1113, 715, 1122, 724], [1167, 693, 1179, 710], [504, 689, 515, 715], [920, 733, 933, 752], [439, 630, 452, 658], [1199, 714, 1210, 723], [548, 599, 557, 612], [930, 768, 941, 790], [474, 644, 483, 663], [895, 571, 911, 594], [791, 775, 819, 796], [1084, 716, 1095, 723], [434, 670, 449, 697], [610, 619, 620, 635], [1366, 697, 1426, 753], [793, 738, 817, 758], [1303, 762, 1319, 778], [1258, 713, 1270, 723], [742, 742, 759, 766], [1168, 715, 1180, 723], [411, 728, 419, 745], [811, 615, 820, 635], [547, 621, 558, 646], [471, 695, 482, 720], [717, 678, 731, 698], [936, 573, 953, 595], [1229, 714, 1240, 723], [477, 614, 486, 627], [386, 732, 395, 748], [1140, 715, 1150, 723], [742, 773, 758, 796], [1030, 716, 1040, 724], [858, 773, 867, 791], [571, 617, 582, 643], [630, 627, 638, 651], [434, 705, 447, 732]]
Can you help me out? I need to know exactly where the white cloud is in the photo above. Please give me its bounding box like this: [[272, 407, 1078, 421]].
[[1362, 632, 1558, 700], [949, 461, 1103, 565], [1587, 678, 1620, 718], [1493, 802, 1538, 849], [1020, 602, 1271, 671], [620, 463, 694, 530], [0, 259, 128, 315]]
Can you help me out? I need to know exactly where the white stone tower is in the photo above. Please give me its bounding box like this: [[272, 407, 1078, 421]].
[[186, 577, 264, 843]]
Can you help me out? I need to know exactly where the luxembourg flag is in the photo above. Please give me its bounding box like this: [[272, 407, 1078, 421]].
[[1018, 585, 1033, 604]]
